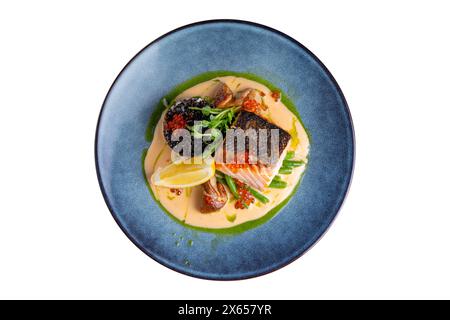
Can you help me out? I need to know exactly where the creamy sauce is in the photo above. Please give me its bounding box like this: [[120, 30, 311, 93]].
[[144, 76, 310, 230]]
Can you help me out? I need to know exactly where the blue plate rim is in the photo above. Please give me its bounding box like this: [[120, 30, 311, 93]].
[[95, 19, 355, 281]]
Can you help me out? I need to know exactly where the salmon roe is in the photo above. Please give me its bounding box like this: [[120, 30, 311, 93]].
[[170, 188, 182, 196], [270, 90, 281, 101], [224, 152, 251, 172], [226, 163, 249, 172], [242, 99, 260, 113], [234, 179, 255, 209], [166, 114, 187, 131]]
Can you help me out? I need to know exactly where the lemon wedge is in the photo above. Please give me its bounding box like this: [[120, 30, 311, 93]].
[[151, 157, 215, 188]]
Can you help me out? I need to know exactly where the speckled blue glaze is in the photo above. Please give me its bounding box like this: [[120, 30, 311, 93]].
[[96, 20, 354, 280]]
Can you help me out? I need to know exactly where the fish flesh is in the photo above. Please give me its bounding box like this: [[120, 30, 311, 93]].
[[216, 111, 291, 190]]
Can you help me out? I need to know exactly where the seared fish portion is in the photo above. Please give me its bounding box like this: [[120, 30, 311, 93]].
[[216, 111, 291, 190], [233, 111, 291, 161]]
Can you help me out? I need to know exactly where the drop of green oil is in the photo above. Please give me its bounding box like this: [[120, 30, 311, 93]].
[[187, 239, 194, 247], [184, 259, 191, 266], [289, 117, 300, 149], [226, 213, 237, 223], [175, 240, 180, 247]]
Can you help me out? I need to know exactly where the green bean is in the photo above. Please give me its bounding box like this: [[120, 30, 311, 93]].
[[269, 180, 288, 189], [225, 175, 240, 199], [282, 160, 304, 168], [216, 176, 226, 185], [285, 151, 295, 160], [278, 167, 293, 175], [215, 170, 225, 178], [273, 175, 283, 181], [249, 188, 270, 204]]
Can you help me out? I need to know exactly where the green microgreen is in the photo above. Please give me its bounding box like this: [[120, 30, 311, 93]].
[[187, 105, 240, 157]]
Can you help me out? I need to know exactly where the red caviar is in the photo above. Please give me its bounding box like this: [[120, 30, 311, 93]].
[[242, 98, 259, 113], [234, 179, 255, 209], [270, 90, 281, 101], [224, 151, 250, 172], [166, 114, 186, 131], [226, 163, 249, 172], [170, 188, 182, 196]]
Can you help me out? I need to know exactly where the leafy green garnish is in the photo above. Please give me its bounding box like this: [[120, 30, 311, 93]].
[[189, 106, 239, 133], [187, 105, 240, 157], [189, 105, 221, 116]]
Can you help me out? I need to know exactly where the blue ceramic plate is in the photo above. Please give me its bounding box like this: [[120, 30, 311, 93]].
[[96, 20, 354, 280]]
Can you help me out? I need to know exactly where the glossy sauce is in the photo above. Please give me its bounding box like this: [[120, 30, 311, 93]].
[[144, 76, 310, 229]]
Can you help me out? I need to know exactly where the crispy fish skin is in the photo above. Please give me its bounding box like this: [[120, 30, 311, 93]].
[[216, 111, 292, 190], [233, 111, 291, 162]]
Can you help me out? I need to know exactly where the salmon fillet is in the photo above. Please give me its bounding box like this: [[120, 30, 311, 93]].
[[216, 147, 289, 190], [216, 111, 291, 190]]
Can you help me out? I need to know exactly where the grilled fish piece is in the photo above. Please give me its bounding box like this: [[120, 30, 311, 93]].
[[233, 111, 291, 160], [216, 111, 291, 190]]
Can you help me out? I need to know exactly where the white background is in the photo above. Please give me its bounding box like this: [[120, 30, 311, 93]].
[[1, 0, 449, 300]]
